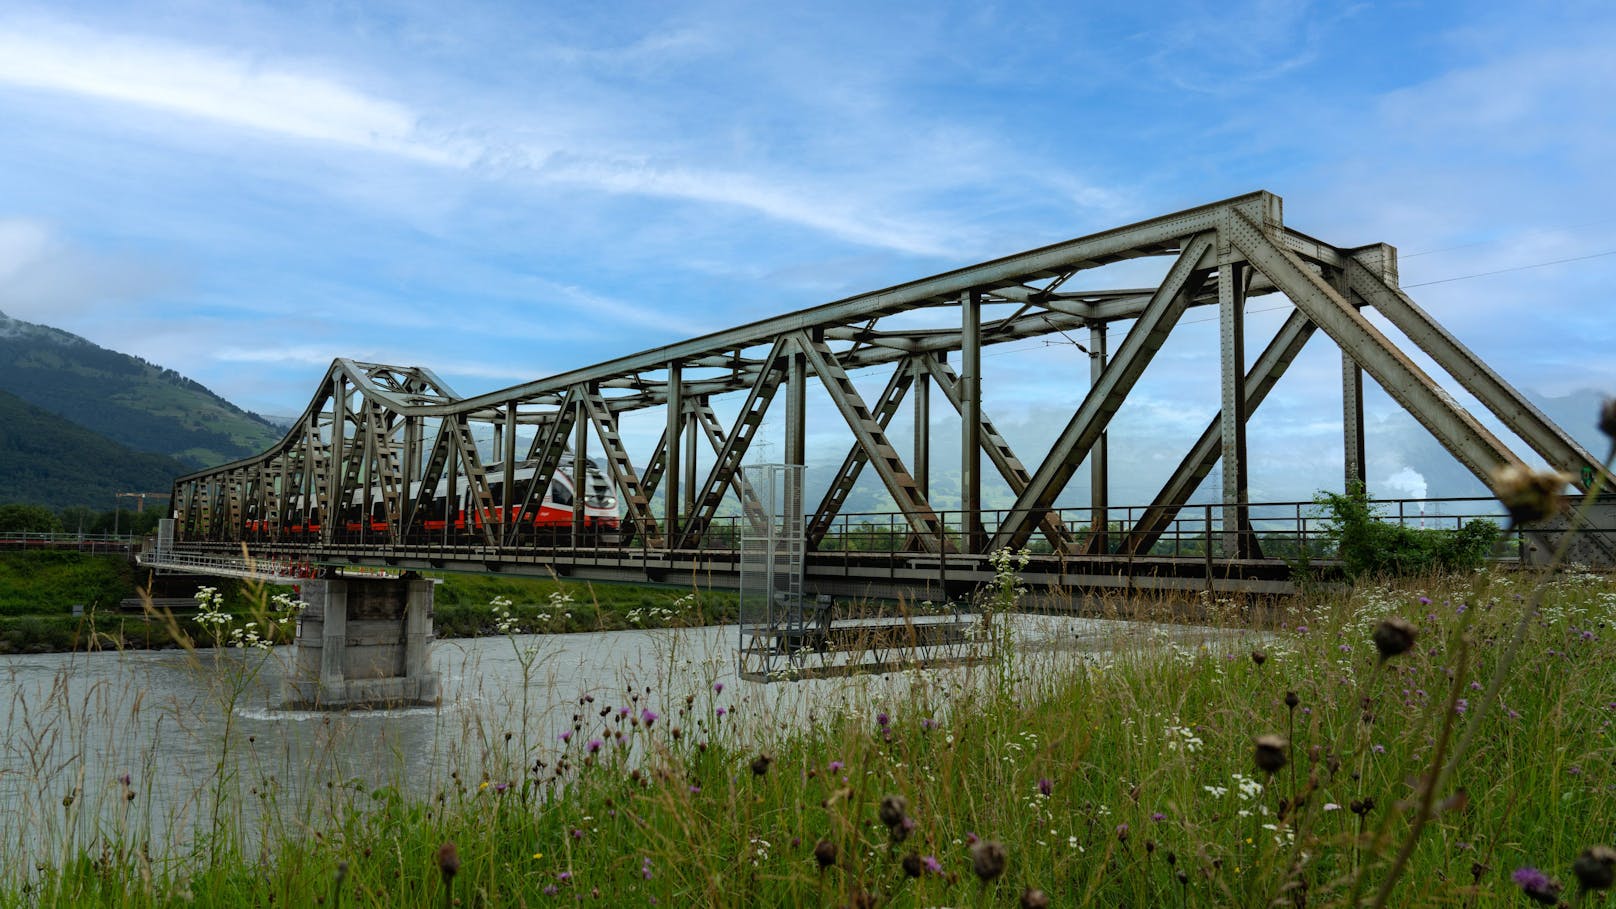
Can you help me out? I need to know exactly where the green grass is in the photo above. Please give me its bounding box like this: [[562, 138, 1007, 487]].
[[4, 565, 1616, 906], [428, 572, 740, 636]]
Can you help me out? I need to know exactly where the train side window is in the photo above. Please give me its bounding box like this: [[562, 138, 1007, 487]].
[[549, 480, 573, 506]]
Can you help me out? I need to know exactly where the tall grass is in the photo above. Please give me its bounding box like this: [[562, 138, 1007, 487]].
[[0, 561, 1613, 906]]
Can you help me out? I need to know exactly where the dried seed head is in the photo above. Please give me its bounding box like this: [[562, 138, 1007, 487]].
[[971, 840, 1007, 882], [1250, 649, 1267, 667], [1492, 464, 1571, 525], [1254, 735, 1288, 775], [813, 838, 838, 869], [1285, 690, 1300, 710], [877, 794, 908, 830], [1599, 398, 1616, 441], [1019, 887, 1051, 909], [436, 841, 460, 883], [751, 753, 772, 776], [1574, 845, 1616, 891], [902, 853, 922, 878], [1372, 617, 1418, 660]]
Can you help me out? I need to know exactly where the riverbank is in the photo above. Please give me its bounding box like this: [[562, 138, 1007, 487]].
[[0, 550, 738, 653], [5, 566, 1614, 907]]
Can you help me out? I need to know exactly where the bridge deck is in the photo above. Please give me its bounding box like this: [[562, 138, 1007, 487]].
[[146, 540, 1311, 599]]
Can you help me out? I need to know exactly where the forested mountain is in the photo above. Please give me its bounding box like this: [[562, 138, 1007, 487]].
[[0, 389, 193, 510], [0, 310, 282, 469]]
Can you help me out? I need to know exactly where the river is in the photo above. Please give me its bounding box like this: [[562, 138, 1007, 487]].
[[0, 614, 1234, 863]]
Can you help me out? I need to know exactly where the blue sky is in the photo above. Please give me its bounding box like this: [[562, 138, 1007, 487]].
[[0, 0, 1613, 504]]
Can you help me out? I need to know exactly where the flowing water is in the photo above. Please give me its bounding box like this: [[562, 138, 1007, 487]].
[[0, 614, 1238, 862]]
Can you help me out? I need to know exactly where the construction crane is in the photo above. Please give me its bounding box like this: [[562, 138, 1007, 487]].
[[115, 492, 171, 513]]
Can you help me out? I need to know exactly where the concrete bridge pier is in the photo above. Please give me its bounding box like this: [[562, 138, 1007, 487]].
[[284, 574, 439, 709]]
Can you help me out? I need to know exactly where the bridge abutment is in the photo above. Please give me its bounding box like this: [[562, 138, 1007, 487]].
[[284, 574, 439, 709]]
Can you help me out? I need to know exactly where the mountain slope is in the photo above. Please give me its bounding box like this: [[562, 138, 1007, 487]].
[[0, 310, 283, 469], [0, 389, 194, 510]]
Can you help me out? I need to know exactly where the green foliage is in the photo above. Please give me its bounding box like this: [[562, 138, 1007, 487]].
[[0, 502, 63, 533], [1316, 484, 1499, 579], [0, 390, 192, 511]]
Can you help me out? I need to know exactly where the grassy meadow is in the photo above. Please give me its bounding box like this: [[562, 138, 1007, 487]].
[[2, 559, 1613, 908]]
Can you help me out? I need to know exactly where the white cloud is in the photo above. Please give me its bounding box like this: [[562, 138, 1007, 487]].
[[0, 218, 178, 320]]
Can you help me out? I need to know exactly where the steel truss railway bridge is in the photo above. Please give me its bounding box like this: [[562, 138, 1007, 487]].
[[157, 192, 1616, 602]]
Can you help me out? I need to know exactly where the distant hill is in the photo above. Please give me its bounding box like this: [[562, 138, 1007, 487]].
[[0, 310, 283, 469], [0, 389, 194, 510]]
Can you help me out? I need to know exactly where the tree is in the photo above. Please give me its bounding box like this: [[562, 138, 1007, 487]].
[[0, 503, 65, 534]]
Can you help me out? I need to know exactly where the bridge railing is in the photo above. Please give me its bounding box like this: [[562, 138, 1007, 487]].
[[0, 532, 139, 553], [813, 495, 1557, 562]]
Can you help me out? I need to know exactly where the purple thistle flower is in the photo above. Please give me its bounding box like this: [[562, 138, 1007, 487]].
[[570, 827, 584, 839], [1418, 596, 1431, 605], [1151, 812, 1167, 821], [1455, 699, 1469, 714], [543, 885, 557, 896], [1037, 777, 1053, 797], [642, 708, 659, 726], [619, 706, 630, 717], [588, 738, 603, 753], [713, 682, 724, 694], [828, 760, 844, 772], [922, 855, 942, 873], [716, 707, 726, 718], [117, 773, 131, 787], [1513, 867, 1562, 904], [641, 856, 653, 880], [559, 731, 572, 743], [557, 871, 572, 881], [494, 782, 510, 793], [877, 712, 890, 728]]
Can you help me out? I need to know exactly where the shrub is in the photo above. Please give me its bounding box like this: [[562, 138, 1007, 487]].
[[1316, 483, 1498, 578]]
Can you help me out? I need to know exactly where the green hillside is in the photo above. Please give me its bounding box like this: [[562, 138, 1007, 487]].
[[0, 389, 194, 510], [0, 310, 283, 469]]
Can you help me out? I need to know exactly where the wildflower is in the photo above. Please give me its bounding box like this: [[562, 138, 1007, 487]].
[[1151, 812, 1167, 821], [1037, 777, 1053, 797], [1285, 691, 1300, 710], [713, 682, 724, 694], [1574, 846, 1616, 891], [1253, 735, 1288, 775], [971, 840, 1008, 882], [587, 739, 603, 754], [1116, 823, 1129, 842], [641, 856, 653, 880], [559, 731, 572, 744], [1513, 867, 1563, 905], [922, 855, 942, 873], [641, 708, 659, 727], [828, 760, 844, 772], [814, 839, 838, 869], [1020, 888, 1050, 909], [877, 712, 890, 728], [1372, 618, 1417, 660], [436, 841, 460, 883], [1250, 649, 1267, 666], [1492, 464, 1571, 525]]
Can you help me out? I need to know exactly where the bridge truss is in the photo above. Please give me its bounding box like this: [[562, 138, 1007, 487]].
[[169, 191, 1616, 594]]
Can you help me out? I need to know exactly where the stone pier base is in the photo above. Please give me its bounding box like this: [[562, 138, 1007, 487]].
[[283, 574, 439, 708]]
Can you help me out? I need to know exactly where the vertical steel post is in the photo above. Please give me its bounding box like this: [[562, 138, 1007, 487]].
[[1089, 321, 1109, 553], [502, 402, 517, 541], [665, 363, 683, 541], [961, 291, 983, 551], [684, 398, 700, 522], [573, 393, 588, 544], [913, 356, 930, 499], [1343, 352, 1366, 490], [327, 377, 344, 545], [1218, 260, 1249, 557], [785, 346, 806, 467]]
